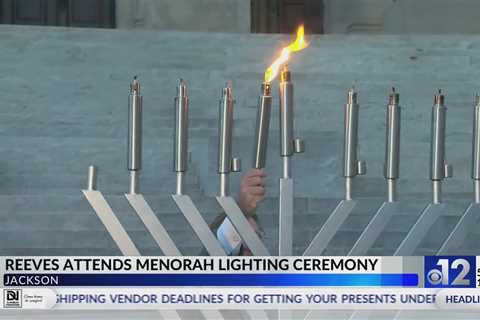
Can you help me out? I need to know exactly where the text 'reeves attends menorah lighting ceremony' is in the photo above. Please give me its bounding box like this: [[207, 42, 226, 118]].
[[3, 1, 480, 319]]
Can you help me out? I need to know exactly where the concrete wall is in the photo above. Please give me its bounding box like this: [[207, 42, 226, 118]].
[[115, 0, 250, 33]]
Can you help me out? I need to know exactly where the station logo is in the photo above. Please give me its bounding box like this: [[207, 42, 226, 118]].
[[424, 256, 476, 288], [3, 289, 22, 308]]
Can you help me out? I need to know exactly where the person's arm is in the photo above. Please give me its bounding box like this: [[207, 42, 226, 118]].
[[215, 169, 266, 255]]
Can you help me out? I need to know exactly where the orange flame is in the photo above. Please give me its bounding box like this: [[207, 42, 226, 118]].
[[264, 25, 308, 83]]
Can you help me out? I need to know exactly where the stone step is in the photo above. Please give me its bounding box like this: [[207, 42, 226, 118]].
[[0, 133, 476, 197], [0, 246, 206, 257], [0, 194, 473, 225], [0, 114, 219, 138], [0, 225, 474, 256], [0, 229, 214, 250], [0, 193, 477, 255]]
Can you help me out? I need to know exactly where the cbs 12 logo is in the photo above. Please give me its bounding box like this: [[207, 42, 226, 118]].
[[424, 256, 476, 288]]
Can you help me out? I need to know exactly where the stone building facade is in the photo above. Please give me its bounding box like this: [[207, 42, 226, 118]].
[[2, 0, 480, 34], [115, 0, 250, 32], [326, 0, 480, 34], [115, 0, 480, 34]]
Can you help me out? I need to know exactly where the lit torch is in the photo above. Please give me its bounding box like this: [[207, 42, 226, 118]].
[[250, 27, 309, 256], [253, 25, 308, 170], [264, 25, 308, 84]]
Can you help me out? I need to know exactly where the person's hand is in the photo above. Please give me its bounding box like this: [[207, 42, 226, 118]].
[[238, 169, 266, 215]]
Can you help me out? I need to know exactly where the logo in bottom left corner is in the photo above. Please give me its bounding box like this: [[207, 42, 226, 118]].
[[3, 289, 22, 308]]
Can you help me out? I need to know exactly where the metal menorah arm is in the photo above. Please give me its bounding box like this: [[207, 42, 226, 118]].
[[83, 189, 140, 256], [348, 89, 403, 256], [348, 201, 399, 256], [216, 196, 270, 256], [82, 165, 183, 320], [278, 66, 304, 257], [303, 200, 356, 256], [304, 87, 367, 257], [440, 94, 480, 254], [394, 203, 447, 256], [172, 194, 226, 256], [125, 193, 181, 256], [437, 203, 480, 255]]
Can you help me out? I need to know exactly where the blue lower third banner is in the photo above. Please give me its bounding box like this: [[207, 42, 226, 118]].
[[3, 257, 480, 311], [3, 273, 419, 287]]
